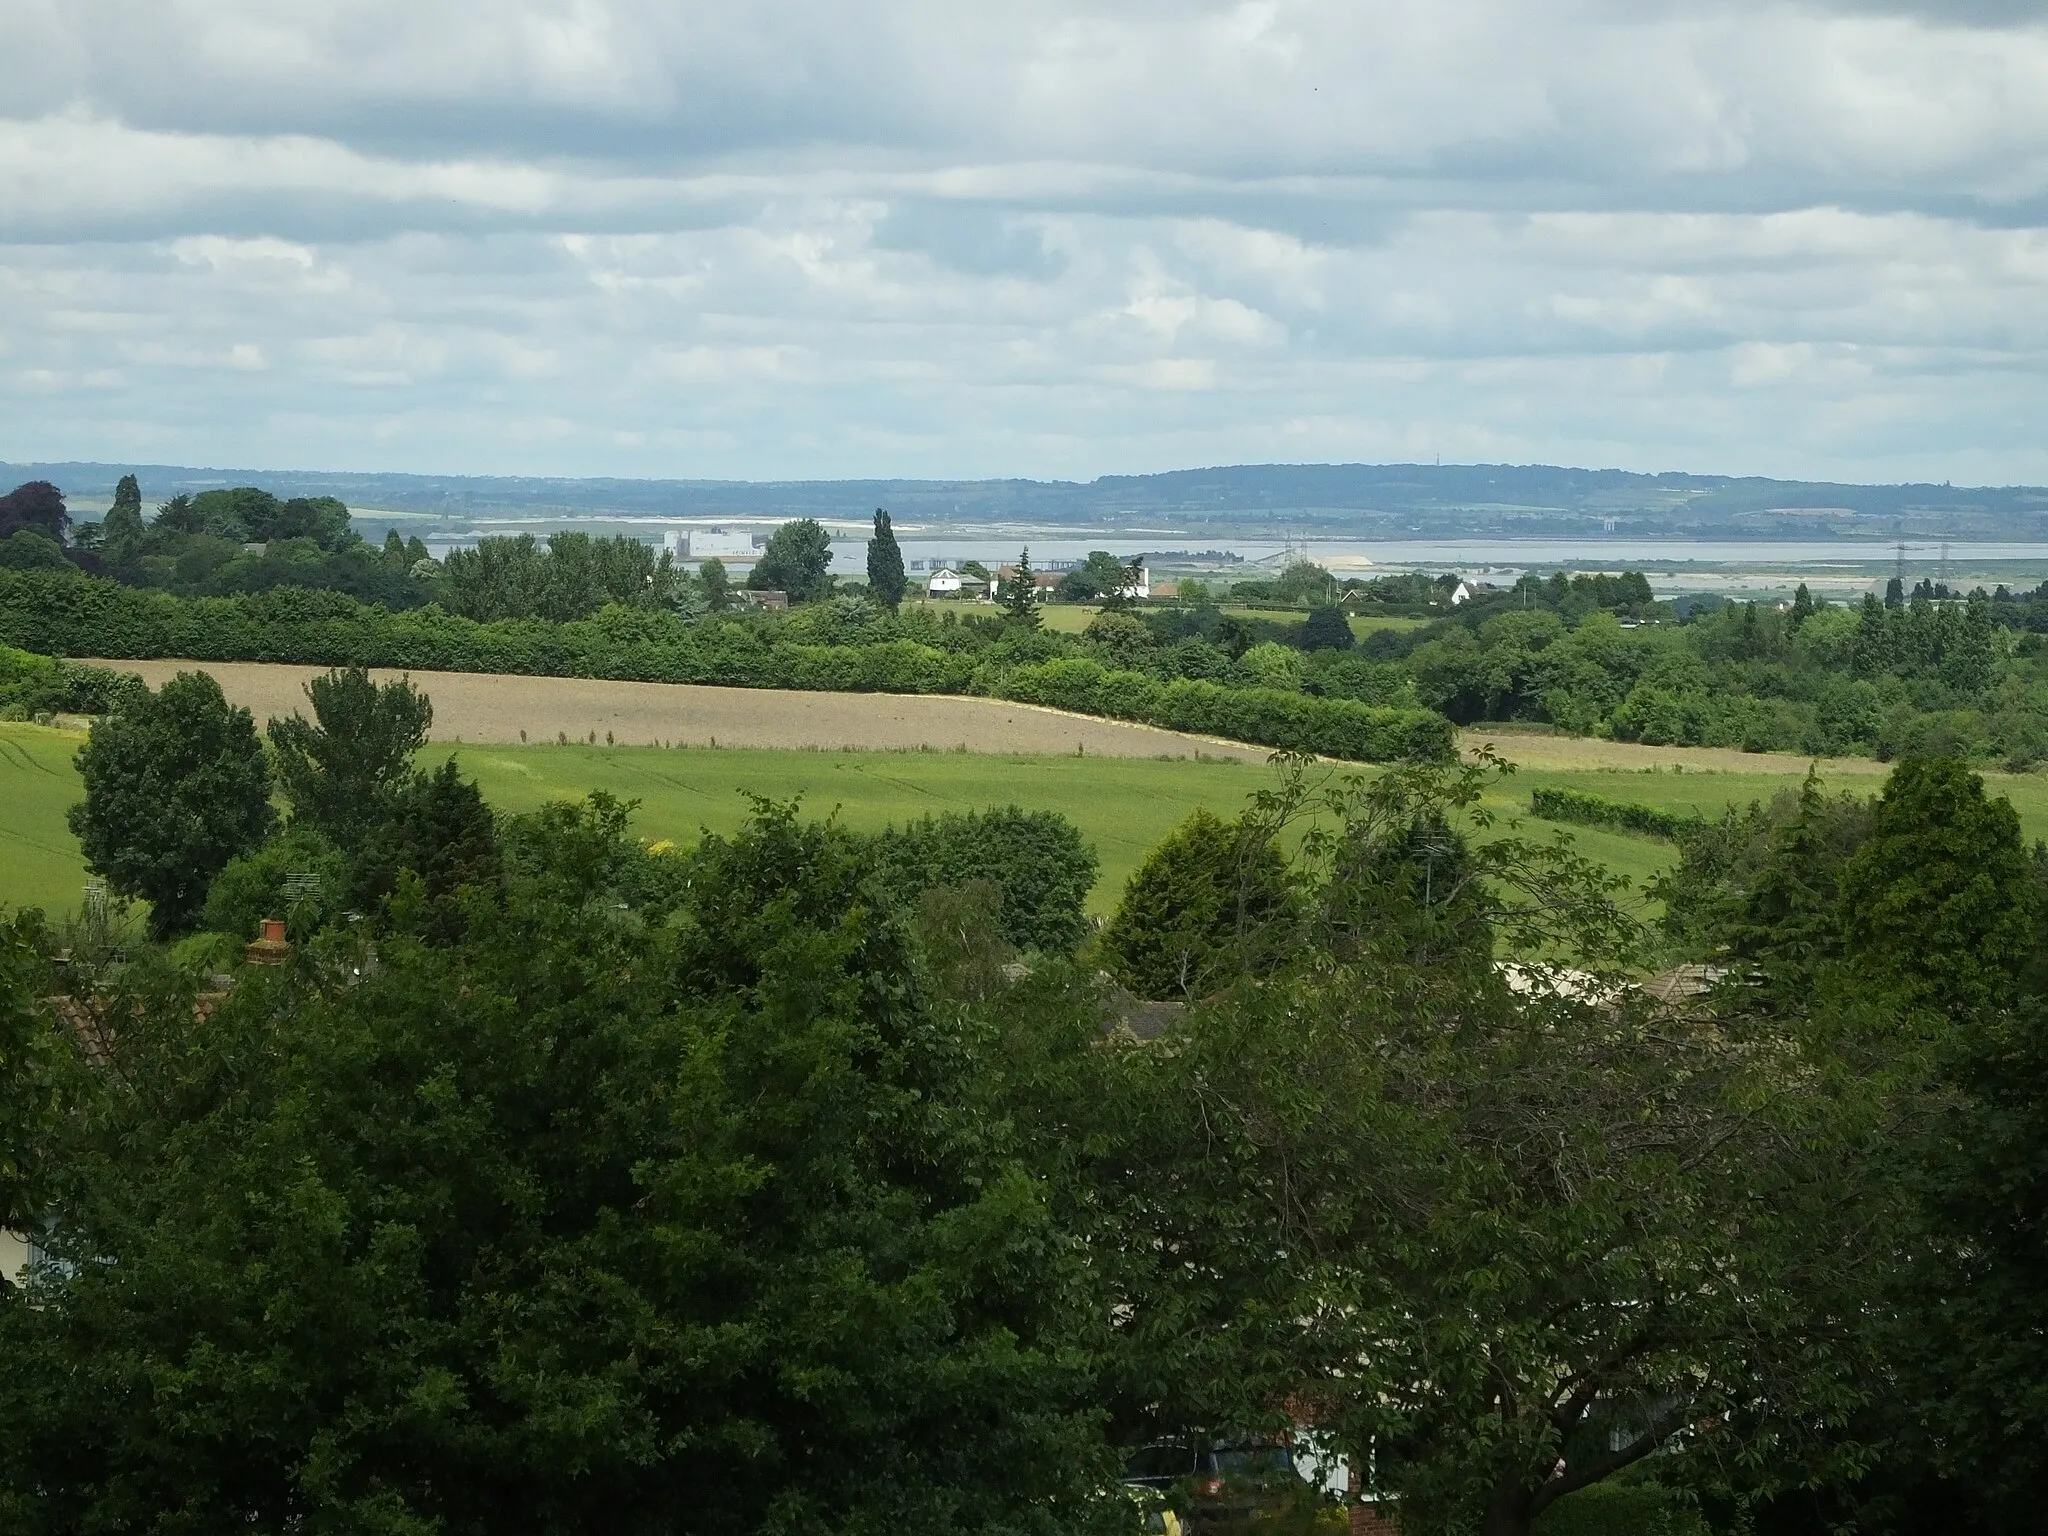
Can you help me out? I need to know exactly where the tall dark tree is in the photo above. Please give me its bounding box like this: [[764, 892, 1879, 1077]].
[[1299, 604, 1355, 651], [267, 667, 434, 846], [0, 481, 68, 545], [101, 475, 144, 557], [1001, 547, 1042, 626], [1788, 582, 1815, 629], [747, 518, 835, 602], [67, 672, 274, 938], [698, 556, 732, 611], [1838, 756, 2034, 1018], [865, 507, 907, 608]]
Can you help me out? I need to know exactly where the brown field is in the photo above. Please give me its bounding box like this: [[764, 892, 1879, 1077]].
[[1458, 728, 1886, 778], [87, 661, 1272, 761]]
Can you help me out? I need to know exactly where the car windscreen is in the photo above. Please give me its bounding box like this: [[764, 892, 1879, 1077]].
[[1125, 1445, 1196, 1479]]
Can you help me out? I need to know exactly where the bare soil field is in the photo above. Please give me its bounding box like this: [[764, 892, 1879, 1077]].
[[86, 661, 1272, 761], [1459, 728, 1887, 779]]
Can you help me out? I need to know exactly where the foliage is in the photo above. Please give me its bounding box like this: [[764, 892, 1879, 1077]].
[[0, 910, 64, 1241], [267, 666, 435, 843], [351, 758, 502, 939], [698, 555, 732, 611], [66, 671, 274, 939], [1097, 759, 1875, 1536], [866, 507, 907, 608], [440, 530, 680, 622], [869, 805, 1099, 955], [1298, 605, 1354, 651], [1530, 1478, 1709, 1536], [1838, 755, 2035, 1018], [1530, 786, 1700, 841], [0, 530, 73, 573], [200, 827, 351, 941], [0, 802, 1123, 1536], [0, 647, 144, 721], [1002, 548, 1043, 626], [1098, 808, 1295, 998], [748, 517, 836, 602], [0, 481, 69, 545]]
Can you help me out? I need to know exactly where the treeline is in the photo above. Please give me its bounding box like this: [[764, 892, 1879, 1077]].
[[7, 669, 2048, 1534], [0, 573, 1452, 762], [1366, 583, 2048, 766]]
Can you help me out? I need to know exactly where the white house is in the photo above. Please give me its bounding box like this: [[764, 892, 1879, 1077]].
[[926, 567, 987, 598]]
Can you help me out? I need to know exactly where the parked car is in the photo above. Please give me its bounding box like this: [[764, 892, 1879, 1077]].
[[1122, 1440, 1322, 1535]]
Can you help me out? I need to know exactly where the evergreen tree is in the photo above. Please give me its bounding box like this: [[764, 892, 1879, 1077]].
[[1885, 574, 1904, 608], [1099, 808, 1293, 998], [102, 475, 144, 557], [865, 507, 907, 608], [1001, 547, 1041, 626], [1839, 756, 2034, 1018], [1789, 582, 1815, 629]]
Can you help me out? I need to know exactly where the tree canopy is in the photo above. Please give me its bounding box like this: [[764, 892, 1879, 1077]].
[[748, 519, 835, 602], [66, 671, 275, 938]]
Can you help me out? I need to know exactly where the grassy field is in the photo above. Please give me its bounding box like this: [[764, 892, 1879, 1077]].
[[11, 718, 2048, 927]]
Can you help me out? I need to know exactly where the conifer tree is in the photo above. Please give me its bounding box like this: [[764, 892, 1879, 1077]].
[[865, 507, 906, 608], [1002, 547, 1041, 626]]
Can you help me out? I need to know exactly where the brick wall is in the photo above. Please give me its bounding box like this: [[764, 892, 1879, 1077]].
[[1349, 1501, 1399, 1536]]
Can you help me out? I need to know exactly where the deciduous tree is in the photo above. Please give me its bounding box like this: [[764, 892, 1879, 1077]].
[[748, 518, 835, 602], [267, 666, 434, 845], [67, 671, 274, 938]]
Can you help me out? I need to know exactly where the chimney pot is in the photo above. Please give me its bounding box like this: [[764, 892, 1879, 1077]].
[[245, 918, 291, 966]]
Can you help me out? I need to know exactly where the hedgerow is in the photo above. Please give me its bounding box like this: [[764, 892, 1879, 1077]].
[[0, 572, 1450, 762]]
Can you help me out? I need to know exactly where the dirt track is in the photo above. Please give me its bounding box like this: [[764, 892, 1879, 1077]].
[[86, 661, 1272, 761]]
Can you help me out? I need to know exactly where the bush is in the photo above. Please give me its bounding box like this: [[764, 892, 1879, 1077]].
[[1530, 1478, 1708, 1536], [870, 807, 1098, 955], [1099, 809, 1294, 998], [202, 830, 350, 942], [1529, 787, 1700, 842]]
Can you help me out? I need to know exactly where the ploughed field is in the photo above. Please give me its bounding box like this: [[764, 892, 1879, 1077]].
[[82, 660, 1273, 760]]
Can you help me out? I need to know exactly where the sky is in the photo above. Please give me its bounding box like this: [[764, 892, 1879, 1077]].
[[5, 0, 2048, 486]]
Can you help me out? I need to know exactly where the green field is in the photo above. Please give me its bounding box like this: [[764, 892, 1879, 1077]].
[[11, 720, 2048, 927]]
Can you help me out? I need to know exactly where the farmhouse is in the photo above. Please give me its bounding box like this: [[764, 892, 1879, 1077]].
[[925, 567, 988, 598]]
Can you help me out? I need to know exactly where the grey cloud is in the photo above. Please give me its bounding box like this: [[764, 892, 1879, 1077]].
[[5, 0, 2048, 482]]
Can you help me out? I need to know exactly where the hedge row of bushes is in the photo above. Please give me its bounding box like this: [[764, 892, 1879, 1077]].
[[0, 643, 148, 720], [1001, 657, 1454, 762], [1529, 786, 1701, 841], [0, 572, 1453, 762]]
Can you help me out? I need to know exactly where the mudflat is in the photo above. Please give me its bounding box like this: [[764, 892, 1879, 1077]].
[[80, 660, 1272, 761]]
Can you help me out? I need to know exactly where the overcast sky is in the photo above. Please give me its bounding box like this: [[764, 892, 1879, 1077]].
[[5, 0, 2048, 484]]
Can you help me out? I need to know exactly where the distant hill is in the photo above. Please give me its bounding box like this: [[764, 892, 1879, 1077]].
[[10, 460, 2048, 540]]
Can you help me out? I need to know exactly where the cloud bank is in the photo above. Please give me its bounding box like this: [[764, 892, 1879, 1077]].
[[4, 0, 2048, 483]]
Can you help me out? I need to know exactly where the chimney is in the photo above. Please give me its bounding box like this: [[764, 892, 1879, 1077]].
[[244, 917, 290, 966]]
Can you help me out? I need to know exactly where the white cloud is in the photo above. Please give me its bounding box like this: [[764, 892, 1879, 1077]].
[[3, 0, 2048, 480]]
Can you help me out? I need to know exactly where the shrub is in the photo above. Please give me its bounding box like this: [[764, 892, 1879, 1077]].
[[870, 807, 1098, 955], [1099, 809, 1294, 998], [202, 830, 350, 942], [1529, 787, 1700, 842]]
